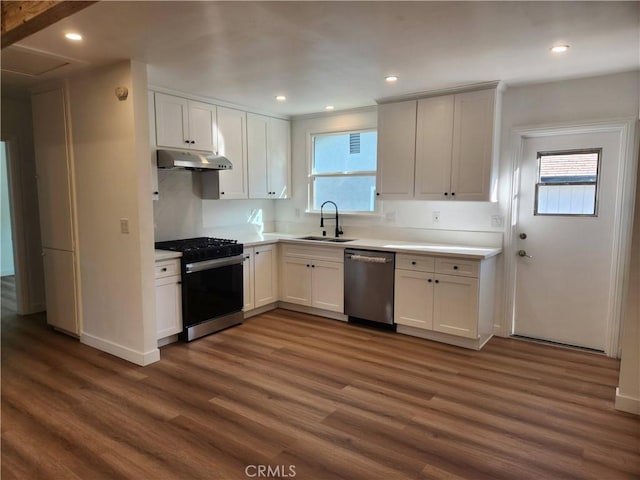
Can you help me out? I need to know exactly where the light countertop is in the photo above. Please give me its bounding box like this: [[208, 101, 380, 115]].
[[154, 249, 182, 261], [234, 232, 501, 260], [155, 233, 501, 261]]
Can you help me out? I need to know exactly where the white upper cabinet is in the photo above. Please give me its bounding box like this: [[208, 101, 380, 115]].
[[217, 106, 248, 199], [154, 93, 189, 149], [267, 117, 291, 198], [414, 95, 454, 199], [247, 113, 291, 199], [376, 100, 417, 199], [154, 93, 216, 152], [450, 89, 496, 201], [247, 113, 269, 198], [377, 86, 499, 202], [152, 91, 289, 201], [187, 100, 217, 153]]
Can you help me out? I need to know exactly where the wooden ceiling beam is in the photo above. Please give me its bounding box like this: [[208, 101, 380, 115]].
[[1, 1, 97, 49]]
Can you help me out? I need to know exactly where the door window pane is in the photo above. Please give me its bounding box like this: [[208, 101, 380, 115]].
[[535, 149, 600, 216]]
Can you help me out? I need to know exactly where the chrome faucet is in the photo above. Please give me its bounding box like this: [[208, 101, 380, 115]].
[[320, 200, 343, 238]]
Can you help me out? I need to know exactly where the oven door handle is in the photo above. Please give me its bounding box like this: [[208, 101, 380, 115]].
[[185, 254, 244, 274]]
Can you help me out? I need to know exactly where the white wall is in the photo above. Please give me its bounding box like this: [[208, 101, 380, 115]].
[[1, 144, 15, 276], [0, 96, 45, 314], [68, 60, 159, 365], [276, 107, 503, 245], [153, 169, 276, 241]]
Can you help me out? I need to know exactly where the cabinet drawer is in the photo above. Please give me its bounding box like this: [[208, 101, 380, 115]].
[[435, 257, 479, 278], [155, 260, 180, 278], [396, 253, 435, 272]]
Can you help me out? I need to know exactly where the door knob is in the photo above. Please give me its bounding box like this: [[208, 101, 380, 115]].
[[519, 233, 527, 240], [518, 250, 533, 258]]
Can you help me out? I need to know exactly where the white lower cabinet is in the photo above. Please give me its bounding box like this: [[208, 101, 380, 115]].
[[280, 245, 344, 313], [243, 244, 278, 313], [155, 259, 182, 339], [394, 269, 434, 330], [394, 253, 495, 349]]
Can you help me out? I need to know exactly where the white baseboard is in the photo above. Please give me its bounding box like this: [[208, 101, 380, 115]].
[[244, 303, 278, 318], [278, 302, 348, 322], [615, 387, 640, 415], [397, 324, 491, 350], [81, 333, 160, 366]]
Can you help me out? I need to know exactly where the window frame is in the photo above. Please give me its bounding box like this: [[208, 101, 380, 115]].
[[307, 127, 379, 215], [533, 148, 602, 217]]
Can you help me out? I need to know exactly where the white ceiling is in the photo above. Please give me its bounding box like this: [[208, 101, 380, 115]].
[[2, 1, 639, 116]]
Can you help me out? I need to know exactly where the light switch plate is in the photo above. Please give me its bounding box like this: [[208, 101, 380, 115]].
[[120, 218, 130, 234]]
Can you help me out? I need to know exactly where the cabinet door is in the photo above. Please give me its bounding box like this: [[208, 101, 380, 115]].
[[217, 106, 248, 199], [247, 113, 269, 199], [188, 100, 217, 152], [155, 274, 182, 338], [31, 88, 75, 251], [311, 260, 343, 313], [243, 249, 254, 311], [376, 101, 417, 199], [394, 269, 433, 329], [280, 257, 312, 306], [148, 91, 159, 200], [42, 248, 78, 334], [254, 244, 278, 307], [155, 93, 189, 149], [415, 95, 454, 200], [433, 274, 479, 339], [268, 117, 291, 198], [451, 89, 495, 201]]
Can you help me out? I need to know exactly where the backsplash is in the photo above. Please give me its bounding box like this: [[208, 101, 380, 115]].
[[153, 169, 275, 241]]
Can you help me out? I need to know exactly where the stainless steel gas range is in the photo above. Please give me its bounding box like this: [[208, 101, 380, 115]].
[[155, 237, 244, 341]]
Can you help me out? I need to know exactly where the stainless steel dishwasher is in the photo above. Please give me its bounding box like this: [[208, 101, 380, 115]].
[[344, 249, 395, 328]]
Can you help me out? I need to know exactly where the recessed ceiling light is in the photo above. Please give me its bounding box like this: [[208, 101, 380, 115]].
[[275, 95, 286, 102], [325, 105, 335, 111], [550, 44, 570, 53], [65, 32, 83, 41], [385, 75, 398, 83]]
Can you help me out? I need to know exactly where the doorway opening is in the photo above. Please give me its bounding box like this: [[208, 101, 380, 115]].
[[1, 141, 17, 314]]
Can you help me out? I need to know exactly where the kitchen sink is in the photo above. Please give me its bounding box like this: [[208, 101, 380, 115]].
[[297, 236, 356, 243]]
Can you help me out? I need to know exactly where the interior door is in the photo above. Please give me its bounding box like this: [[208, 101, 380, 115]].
[[513, 130, 622, 351]]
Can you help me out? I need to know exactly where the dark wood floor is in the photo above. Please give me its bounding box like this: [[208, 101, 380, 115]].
[[1, 305, 639, 480]]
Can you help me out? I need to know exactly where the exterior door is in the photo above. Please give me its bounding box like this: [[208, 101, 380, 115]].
[[513, 130, 622, 351]]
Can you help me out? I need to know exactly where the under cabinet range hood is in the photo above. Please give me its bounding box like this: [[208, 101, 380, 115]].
[[157, 149, 233, 171]]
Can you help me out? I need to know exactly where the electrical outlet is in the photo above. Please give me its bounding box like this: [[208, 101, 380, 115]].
[[491, 215, 504, 227], [432, 211, 440, 224], [120, 218, 130, 234]]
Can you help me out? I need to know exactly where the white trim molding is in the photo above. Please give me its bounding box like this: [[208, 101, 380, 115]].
[[615, 387, 640, 415], [503, 117, 638, 358], [81, 333, 160, 366]]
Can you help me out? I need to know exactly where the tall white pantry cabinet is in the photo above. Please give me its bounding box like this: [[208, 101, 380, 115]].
[[31, 87, 80, 335]]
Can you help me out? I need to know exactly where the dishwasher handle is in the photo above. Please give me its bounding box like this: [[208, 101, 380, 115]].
[[348, 254, 392, 264]]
